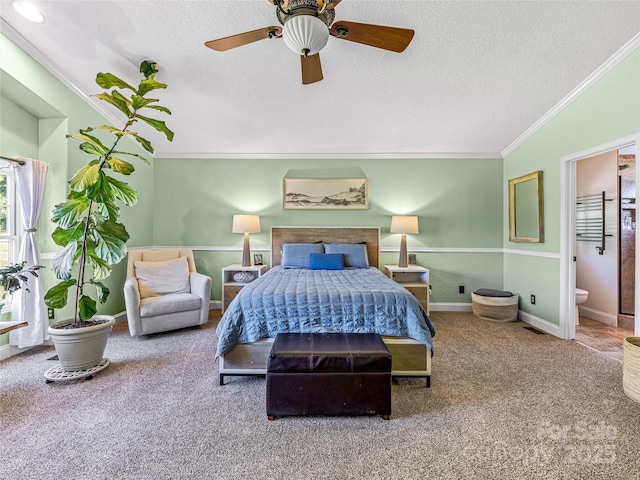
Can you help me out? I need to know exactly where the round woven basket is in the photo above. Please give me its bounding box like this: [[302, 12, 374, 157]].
[[623, 337, 640, 403]]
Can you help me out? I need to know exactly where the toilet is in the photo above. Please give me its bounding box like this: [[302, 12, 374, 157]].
[[575, 288, 589, 325]]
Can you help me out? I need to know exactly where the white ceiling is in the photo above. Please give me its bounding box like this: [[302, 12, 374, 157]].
[[1, 0, 639, 159]]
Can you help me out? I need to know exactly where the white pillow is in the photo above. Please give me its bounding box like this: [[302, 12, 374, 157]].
[[134, 256, 190, 299]]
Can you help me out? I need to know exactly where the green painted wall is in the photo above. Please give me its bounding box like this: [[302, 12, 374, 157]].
[[153, 157, 505, 302], [0, 33, 157, 326], [503, 47, 640, 325]]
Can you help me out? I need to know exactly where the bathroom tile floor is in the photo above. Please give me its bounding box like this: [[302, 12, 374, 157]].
[[575, 317, 634, 362]]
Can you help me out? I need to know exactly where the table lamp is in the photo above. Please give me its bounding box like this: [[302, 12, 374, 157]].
[[390, 215, 419, 268], [232, 214, 261, 267]]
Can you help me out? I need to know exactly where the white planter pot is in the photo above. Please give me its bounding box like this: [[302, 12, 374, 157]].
[[48, 315, 115, 371]]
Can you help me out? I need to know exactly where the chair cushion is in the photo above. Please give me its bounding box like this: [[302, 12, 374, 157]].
[[140, 292, 202, 317], [135, 256, 190, 299], [473, 288, 514, 297]]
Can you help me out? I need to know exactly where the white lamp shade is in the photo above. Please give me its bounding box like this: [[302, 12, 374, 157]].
[[232, 214, 261, 234], [390, 215, 419, 235], [282, 15, 329, 56]]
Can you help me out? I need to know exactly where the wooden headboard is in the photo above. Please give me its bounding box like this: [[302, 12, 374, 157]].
[[271, 227, 380, 268]]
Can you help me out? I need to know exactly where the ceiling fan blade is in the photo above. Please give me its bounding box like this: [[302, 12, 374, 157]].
[[330, 21, 414, 53], [205, 26, 282, 52], [301, 53, 323, 85]]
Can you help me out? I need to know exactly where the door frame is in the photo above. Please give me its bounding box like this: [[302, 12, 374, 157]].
[[560, 132, 640, 339]]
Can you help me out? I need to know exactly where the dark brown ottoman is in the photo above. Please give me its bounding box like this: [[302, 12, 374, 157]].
[[266, 332, 392, 420]]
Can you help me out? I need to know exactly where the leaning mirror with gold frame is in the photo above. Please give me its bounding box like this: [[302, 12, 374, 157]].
[[508, 170, 544, 243]]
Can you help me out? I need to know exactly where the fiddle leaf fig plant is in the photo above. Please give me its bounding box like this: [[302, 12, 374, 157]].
[[44, 61, 173, 327]]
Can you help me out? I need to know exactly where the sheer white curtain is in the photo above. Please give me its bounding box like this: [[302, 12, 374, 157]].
[[10, 158, 49, 348]]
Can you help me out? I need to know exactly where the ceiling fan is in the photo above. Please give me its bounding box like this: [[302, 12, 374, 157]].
[[204, 0, 415, 85]]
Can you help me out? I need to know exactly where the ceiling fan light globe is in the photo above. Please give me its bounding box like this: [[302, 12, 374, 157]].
[[282, 15, 329, 56]]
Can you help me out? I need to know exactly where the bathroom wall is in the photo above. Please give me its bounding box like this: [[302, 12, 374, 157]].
[[575, 150, 618, 324]]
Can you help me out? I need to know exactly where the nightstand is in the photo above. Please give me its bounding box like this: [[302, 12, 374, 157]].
[[222, 264, 268, 313], [384, 265, 430, 314]]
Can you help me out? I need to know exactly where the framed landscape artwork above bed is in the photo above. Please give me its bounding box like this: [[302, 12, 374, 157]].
[[282, 177, 369, 210]]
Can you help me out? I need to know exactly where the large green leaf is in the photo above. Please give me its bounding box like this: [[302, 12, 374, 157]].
[[86, 171, 113, 204], [92, 229, 127, 262], [95, 199, 120, 222], [112, 149, 151, 165], [96, 72, 135, 92], [68, 131, 109, 151], [144, 104, 172, 115], [51, 223, 85, 247], [106, 176, 138, 206], [94, 92, 131, 117], [89, 280, 110, 304], [140, 61, 158, 78], [51, 197, 89, 228], [44, 279, 77, 309], [127, 131, 154, 153], [111, 90, 132, 108], [106, 156, 135, 175], [137, 78, 167, 97], [69, 161, 101, 192], [78, 295, 97, 321], [99, 220, 129, 243], [50, 242, 78, 280], [131, 95, 158, 110], [135, 114, 174, 141], [93, 125, 129, 136], [79, 142, 108, 156], [86, 253, 112, 281]]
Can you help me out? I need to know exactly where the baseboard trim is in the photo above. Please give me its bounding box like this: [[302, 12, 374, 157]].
[[518, 310, 561, 338], [430, 302, 472, 312], [0, 339, 53, 361], [578, 306, 617, 326]]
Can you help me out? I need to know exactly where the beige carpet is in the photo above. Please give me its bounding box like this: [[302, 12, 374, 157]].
[[1, 311, 638, 480]]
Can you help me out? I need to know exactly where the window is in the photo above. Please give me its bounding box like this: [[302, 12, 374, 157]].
[[0, 171, 22, 305]]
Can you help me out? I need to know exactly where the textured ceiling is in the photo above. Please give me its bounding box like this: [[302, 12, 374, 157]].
[[1, 0, 639, 158]]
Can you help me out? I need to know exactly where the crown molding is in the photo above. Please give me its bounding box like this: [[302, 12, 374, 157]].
[[502, 31, 640, 158], [152, 152, 503, 160]]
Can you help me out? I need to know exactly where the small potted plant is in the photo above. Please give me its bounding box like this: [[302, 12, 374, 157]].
[[0, 261, 43, 315], [44, 60, 173, 372]]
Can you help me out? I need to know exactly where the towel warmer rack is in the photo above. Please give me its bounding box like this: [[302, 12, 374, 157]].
[[576, 191, 614, 255]]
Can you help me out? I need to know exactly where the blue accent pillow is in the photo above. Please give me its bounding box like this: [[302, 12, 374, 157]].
[[309, 253, 345, 270], [323, 243, 369, 268], [281, 243, 325, 269]]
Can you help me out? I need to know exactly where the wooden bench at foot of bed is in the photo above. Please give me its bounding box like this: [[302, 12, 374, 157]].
[[218, 336, 431, 387]]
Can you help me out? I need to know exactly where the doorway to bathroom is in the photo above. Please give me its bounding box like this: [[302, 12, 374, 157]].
[[560, 133, 640, 341]]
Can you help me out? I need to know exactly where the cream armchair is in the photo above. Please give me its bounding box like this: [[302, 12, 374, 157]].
[[124, 249, 212, 337]]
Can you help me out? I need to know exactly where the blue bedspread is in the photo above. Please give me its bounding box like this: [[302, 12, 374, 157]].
[[215, 266, 436, 358]]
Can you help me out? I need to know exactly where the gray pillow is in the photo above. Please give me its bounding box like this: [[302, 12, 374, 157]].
[[281, 243, 325, 269], [323, 243, 369, 268]]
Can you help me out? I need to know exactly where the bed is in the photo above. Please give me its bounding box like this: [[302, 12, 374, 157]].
[[216, 226, 435, 386]]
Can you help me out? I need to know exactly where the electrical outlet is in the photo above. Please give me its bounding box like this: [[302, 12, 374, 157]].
[[47, 308, 55, 320], [530, 295, 536, 305], [459, 285, 465, 294]]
